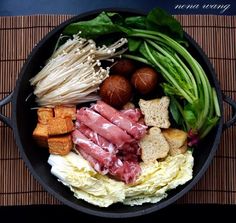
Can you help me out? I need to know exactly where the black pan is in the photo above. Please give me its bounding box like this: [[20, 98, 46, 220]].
[[0, 9, 236, 218]]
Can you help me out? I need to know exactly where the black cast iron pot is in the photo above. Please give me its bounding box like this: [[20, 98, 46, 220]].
[[0, 9, 236, 218]]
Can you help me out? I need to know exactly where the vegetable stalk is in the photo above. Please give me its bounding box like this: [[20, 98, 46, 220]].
[[61, 8, 221, 143]]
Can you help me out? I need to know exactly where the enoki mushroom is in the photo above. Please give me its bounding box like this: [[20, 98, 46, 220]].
[[30, 35, 128, 107]]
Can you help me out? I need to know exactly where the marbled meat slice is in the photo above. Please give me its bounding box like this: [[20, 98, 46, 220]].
[[109, 159, 141, 184], [72, 129, 115, 167], [75, 121, 117, 154], [92, 101, 147, 140], [77, 107, 133, 148], [77, 149, 109, 175], [120, 108, 142, 122]]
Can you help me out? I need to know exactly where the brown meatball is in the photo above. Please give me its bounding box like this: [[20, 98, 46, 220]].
[[131, 67, 158, 94], [110, 59, 136, 76], [99, 75, 132, 108]]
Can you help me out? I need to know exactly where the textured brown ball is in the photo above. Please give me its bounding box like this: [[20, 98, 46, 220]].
[[110, 59, 136, 76], [131, 67, 158, 94], [99, 75, 132, 108]]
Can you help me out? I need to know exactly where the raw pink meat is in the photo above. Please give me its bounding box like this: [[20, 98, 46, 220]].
[[120, 108, 142, 122], [72, 130, 141, 183], [72, 129, 115, 167], [109, 160, 141, 184], [73, 103, 144, 184], [77, 107, 133, 147], [118, 142, 141, 162], [75, 121, 117, 154], [77, 149, 109, 175], [92, 101, 147, 139]]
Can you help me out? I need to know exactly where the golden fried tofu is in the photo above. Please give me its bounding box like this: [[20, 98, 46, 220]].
[[162, 128, 188, 156], [54, 105, 76, 120], [47, 117, 74, 135], [37, 107, 54, 124], [48, 134, 73, 155], [32, 123, 48, 147]]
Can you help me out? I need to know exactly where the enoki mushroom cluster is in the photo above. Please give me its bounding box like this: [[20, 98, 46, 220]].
[[30, 35, 128, 106]]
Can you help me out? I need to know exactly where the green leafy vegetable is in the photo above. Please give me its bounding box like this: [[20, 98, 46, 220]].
[[124, 16, 146, 29], [146, 7, 183, 39], [183, 104, 198, 129], [127, 38, 142, 52], [169, 96, 182, 126], [62, 7, 221, 143], [106, 12, 124, 25], [63, 12, 120, 38]]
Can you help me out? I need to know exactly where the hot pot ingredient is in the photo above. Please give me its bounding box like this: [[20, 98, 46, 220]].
[[30, 35, 128, 106], [162, 128, 188, 156], [72, 100, 147, 183], [75, 121, 117, 155], [140, 127, 170, 163], [72, 129, 115, 167], [48, 150, 193, 207], [54, 105, 76, 120], [64, 8, 221, 140], [99, 75, 132, 108], [48, 135, 73, 156], [92, 100, 147, 139], [138, 96, 188, 163], [139, 97, 171, 128], [120, 107, 142, 122], [76, 108, 134, 148], [33, 105, 76, 155], [37, 107, 54, 124], [47, 117, 74, 135], [110, 59, 136, 76], [48, 152, 126, 207], [33, 123, 48, 148], [131, 67, 158, 94]]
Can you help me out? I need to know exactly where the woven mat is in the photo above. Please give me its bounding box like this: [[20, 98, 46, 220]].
[[0, 15, 235, 206]]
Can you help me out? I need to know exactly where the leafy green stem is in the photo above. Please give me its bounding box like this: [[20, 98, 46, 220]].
[[122, 54, 151, 65], [143, 41, 194, 103]]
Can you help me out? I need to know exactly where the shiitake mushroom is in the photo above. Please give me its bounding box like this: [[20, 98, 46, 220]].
[[110, 59, 136, 76], [99, 75, 132, 108], [131, 67, 158, 94], [99, 65, 159, 107]]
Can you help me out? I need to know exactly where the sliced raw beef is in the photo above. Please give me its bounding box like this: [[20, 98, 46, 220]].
[[92, 101, 147, 139], [77, 107, 133, 147], [120, 141, 141, 154], [72, 129, 115, 167], [109, 159, 141, 184], [78, 149, 109, 175], [75, 121, 117, 154], [120, 108, 142, 122]]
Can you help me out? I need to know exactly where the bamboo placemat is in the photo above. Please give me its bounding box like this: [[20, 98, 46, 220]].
[[0, 15, 235, 206]]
